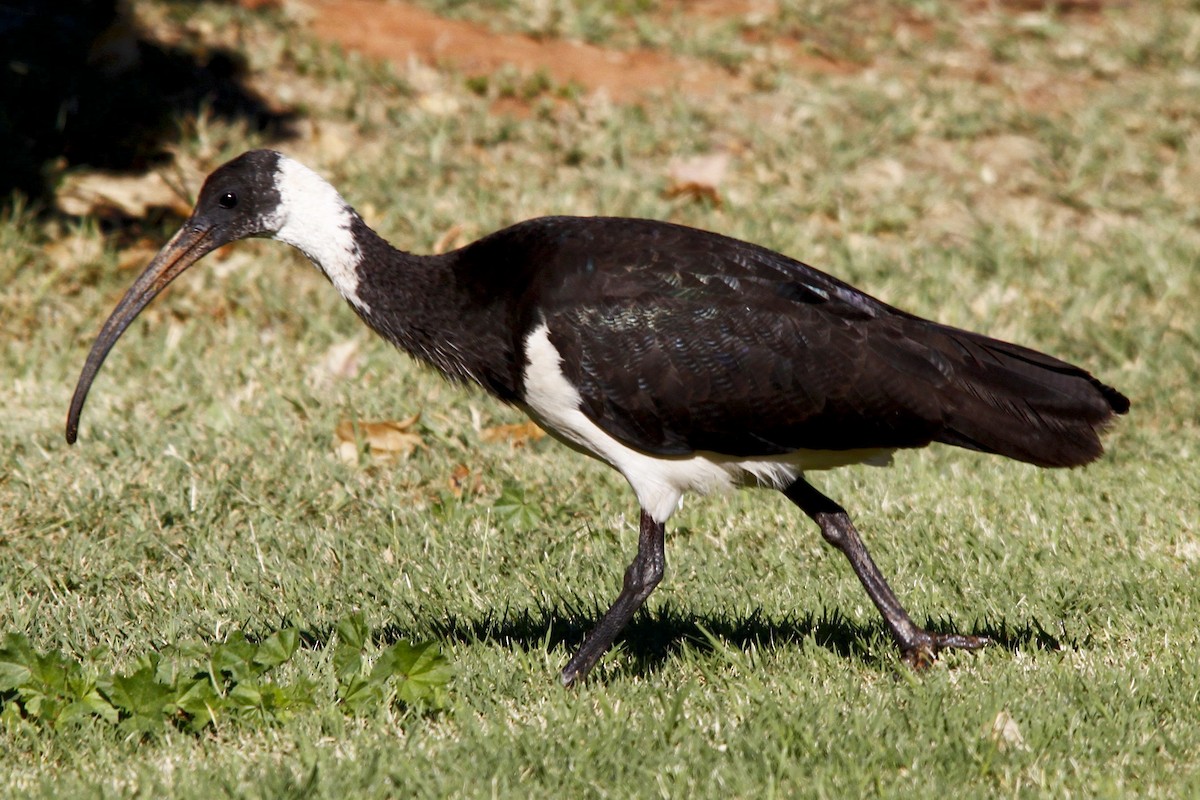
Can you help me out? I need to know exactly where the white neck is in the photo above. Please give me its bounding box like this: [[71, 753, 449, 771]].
[[271, 156, 368, 310]]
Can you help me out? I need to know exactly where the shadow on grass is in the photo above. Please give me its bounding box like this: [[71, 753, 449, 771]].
[[360, 601, 1072, 676], [0, 0, 297, 211]]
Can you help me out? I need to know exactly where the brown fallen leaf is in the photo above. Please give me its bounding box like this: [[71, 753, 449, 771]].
[[480, 421, 547, 448], [447, 463, 485, 498], [664, 152, 730, 206], [56, 169, 193, 220], [334, 414, 422, 464]]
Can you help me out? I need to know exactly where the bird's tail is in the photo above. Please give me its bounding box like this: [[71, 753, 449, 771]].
[[922, 327, 1129, 468]]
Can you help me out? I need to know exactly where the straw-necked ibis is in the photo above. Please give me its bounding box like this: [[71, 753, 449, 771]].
[[67, 150, 1129, 685]]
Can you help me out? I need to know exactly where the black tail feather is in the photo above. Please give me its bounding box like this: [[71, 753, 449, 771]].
[[925, 328, 1128, 468]]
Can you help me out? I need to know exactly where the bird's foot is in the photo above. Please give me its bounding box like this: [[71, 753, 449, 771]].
[[900, 629, 990, 670], [560, 657, 590, 688]]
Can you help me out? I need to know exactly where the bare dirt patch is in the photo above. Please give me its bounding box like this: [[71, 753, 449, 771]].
[[288, 1, 1109, 114], [304, 0, 752, 102]]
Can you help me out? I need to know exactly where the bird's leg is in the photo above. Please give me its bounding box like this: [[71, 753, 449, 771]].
[[782, 477, 989, 667], [561, 509, 666, 686]]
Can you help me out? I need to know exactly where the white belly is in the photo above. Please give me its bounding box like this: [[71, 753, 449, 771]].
[[521, 324, 893, 523]]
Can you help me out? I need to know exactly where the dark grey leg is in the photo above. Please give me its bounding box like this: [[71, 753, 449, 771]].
[[783, 477, 989, 666], [562, 509, 666, 686]]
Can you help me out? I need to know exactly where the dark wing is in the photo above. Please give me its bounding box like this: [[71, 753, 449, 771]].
[[505, 217, 944, 457], [507, 217, 1126, 466]]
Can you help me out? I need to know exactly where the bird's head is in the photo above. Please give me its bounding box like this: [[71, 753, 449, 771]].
[[185, 148, 290, 242], [65, 149, 350, 444]]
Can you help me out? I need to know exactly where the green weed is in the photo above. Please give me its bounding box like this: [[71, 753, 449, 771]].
[[0, 620, 450, 738]]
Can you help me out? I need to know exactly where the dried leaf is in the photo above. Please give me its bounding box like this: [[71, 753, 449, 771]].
[[335, 438, 359, 465], [987, 710, 1028, 752], [665, 152, 730, 205], [56, 169, 192, 219], [480, 421, 546, 448], [334, 415, 422, 464], [447, 463, 484, 498]]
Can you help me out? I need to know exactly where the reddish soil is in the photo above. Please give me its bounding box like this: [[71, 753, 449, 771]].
[[242, 0, 1111, 109], [304, 0, 755, 102]]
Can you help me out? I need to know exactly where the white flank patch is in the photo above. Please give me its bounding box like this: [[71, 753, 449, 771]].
[[521, 323, 893, 524], [272, 155, 369, 311]]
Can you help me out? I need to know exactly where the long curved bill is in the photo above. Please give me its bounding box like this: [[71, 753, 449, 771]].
[[66, 220, 217, 444]]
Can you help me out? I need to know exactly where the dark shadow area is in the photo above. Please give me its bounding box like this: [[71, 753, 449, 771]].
[[296, 599, 1074, 679], [0, 0, 297, 212]]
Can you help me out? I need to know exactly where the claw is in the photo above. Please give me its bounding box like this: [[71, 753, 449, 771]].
[[901, 631, 990, 669]]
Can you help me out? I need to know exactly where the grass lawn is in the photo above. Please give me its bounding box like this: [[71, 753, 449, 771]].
[[2, 0, 1198, 796]]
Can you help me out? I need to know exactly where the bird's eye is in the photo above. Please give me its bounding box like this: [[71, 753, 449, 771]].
[[218, 191, 238, 209]]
